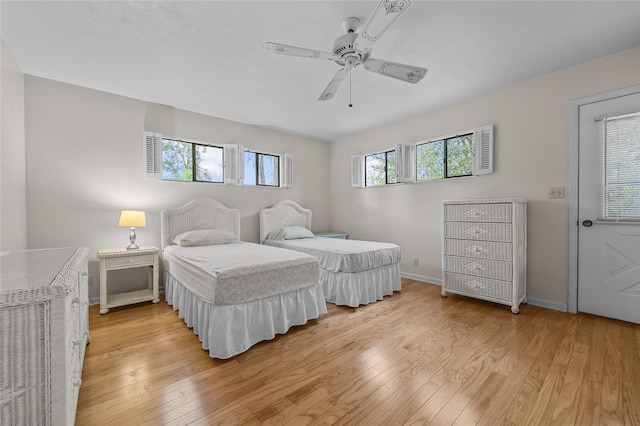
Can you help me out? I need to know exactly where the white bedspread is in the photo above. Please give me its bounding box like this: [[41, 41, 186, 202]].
[[163, 242, 320, 305], [264, 237, 400, 273]]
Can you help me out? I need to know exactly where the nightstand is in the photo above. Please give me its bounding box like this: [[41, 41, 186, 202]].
[[315, 231, 348, 239], [97, 246, 159, 314]]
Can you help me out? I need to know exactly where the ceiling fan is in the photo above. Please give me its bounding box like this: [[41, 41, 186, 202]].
[[263, 0, 427, 105]]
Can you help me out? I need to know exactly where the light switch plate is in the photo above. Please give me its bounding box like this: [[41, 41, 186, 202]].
[[549, 186, 565, 199]]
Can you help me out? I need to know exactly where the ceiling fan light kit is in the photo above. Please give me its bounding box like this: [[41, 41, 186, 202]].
[[263, 0, 427, 105]]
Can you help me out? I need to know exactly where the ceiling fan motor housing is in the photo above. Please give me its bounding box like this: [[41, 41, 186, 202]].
[[332, 32, 369, 68]]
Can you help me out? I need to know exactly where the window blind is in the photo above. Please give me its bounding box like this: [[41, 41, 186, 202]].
[[598, 112, 640, 221]]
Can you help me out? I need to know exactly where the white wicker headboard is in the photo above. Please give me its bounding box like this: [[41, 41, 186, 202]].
[[160, 198, 241, 250], [259, 200, 312, 242]]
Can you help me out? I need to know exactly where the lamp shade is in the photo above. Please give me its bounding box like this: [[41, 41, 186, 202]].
[[118, 210, 146, 227]]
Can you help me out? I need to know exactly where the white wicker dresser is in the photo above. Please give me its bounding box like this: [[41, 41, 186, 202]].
[[0, 247, 89, 425], [441, 198, 527, 314]]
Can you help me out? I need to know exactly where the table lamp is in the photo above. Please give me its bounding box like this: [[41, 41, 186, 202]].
[[118, 210, 146, 249]]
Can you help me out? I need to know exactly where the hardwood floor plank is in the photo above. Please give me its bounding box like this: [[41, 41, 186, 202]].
[[550, 341, 589, 424], [523, 362, 567, 426], [74, 279, 640, 425], [574, 377, 603, 426], [601, 319, 624, 425], [452, 371, 507, 425], [620, 323, 640, 425], [584, 316, 607, 384], [503, 321, 565, 425]]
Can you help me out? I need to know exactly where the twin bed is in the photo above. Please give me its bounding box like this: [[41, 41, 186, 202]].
[[260, 200, 401, 307], [161, 198, 326, 359], [161, 198, 401, 359]]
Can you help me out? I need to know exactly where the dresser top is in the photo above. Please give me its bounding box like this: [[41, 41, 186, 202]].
[[442, 198, 527, 205], [0, 247, 82, 293]]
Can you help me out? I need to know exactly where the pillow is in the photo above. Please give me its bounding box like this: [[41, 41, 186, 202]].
[[266, 227, 287, 241], [267, 226, 315, 241], [172, 229, 236, 246]]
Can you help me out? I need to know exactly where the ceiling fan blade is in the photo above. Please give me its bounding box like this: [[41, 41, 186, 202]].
[[364, 58, 427, 84], [318, 68, 350, 101], [264, 42, 338, 61], [354, 0, 412, 53]]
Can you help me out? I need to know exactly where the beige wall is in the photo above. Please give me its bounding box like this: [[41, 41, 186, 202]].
[[24, 76, 331, 296], [1, 39, 27, 251], [14, 44, 640, 307], [329, 45, 640, 309]]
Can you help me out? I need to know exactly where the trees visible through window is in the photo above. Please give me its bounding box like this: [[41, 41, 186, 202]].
[[244, 151, 280, 187], [162, 138, 223, 183], [416, 133, 473, 181], [365, 150, 397, 186]]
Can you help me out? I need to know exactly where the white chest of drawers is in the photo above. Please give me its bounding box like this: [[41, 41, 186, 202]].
[[441, 198, 527, 314], [0, 247, 89, 425]]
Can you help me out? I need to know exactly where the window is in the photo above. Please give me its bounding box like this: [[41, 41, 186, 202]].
[[365, 149, 397, 187], [350, 126, 492, 188], [416, 133, 473, 181], [162, 138, 223, 183], [399, 125, 493, 182], [599, 112, 640, 221], [143, 132, 292, 187], [243, 151, 280, 187]]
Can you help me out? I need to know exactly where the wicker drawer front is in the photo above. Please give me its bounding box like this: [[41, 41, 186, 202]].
[[0, 303, 48, 426], [444, 222, 512, 242], [444, 239, 513, 261], [444, 203, 512, 222], [444, 272, 512, 301], [66, 296, 81, 341], [445, 256, 512, 281], [106, 255, 154, 269]]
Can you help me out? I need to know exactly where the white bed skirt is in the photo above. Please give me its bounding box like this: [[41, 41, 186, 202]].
[[321, 262, 401, 307], [164, 272, 327, 359]]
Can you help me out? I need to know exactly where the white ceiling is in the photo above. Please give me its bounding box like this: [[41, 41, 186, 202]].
[[2, 1, 640, 142]]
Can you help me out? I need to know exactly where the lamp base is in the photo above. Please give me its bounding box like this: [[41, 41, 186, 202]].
[[127, 227, 139, 250]]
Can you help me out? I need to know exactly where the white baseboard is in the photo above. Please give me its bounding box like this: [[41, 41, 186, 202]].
[[89, 272, 567, 314], [526, 297, 567, 312], [400, 272, 442, 286], [400, 273, 568, 313]]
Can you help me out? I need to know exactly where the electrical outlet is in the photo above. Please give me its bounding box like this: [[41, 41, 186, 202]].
[[413, 258, 419, 266], [549, 186, 565, 199]]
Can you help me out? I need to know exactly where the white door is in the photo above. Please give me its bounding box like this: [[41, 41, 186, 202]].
[[578, 92, 640, 324]]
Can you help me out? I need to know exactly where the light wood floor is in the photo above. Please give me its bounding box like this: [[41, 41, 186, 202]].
[[76, 279, 640, 425]]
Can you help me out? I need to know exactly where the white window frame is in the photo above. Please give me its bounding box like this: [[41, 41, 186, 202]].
[[351, 145, 403, 188], [143, 132, 292, 188], [144, 132, 228, 183], [597, 112, 640, 222], [401, 124, 493, 183], [242, 149, 291, 188]]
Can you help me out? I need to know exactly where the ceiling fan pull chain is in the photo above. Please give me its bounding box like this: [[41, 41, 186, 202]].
[[349, 62, 353, 108]]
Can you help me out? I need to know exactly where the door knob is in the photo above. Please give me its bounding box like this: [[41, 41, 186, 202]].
[[582, 220, 593, 227]]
